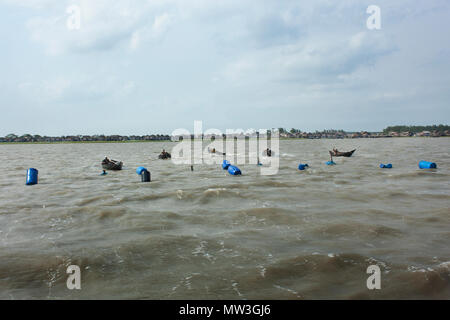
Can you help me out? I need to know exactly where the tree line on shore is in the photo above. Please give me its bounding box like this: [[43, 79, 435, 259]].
[[382, 124, 450, 134], [0, 134, 171, 143], [1, 125, 448, 143]]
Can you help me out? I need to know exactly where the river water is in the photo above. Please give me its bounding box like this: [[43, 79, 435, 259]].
[[0, 138, 449, 299]]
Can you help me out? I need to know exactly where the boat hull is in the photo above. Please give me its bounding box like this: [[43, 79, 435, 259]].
[[102, 161, 123, 170], [329, 149, 356, 157], [158, 154, 171, 160]]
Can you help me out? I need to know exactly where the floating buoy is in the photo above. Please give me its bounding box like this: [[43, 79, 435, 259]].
[[141, 170, 151, 182], [298, 164, 309, 170], [222, 160, 231, 170], [136, 166, 147, 175], [136, 166, 151, 182], [380, 163, 393, 169], [418, 161, 437, 169], [228, 165, 241, 175], [26, 168, 38, 185], [326, 161, 336, 166]]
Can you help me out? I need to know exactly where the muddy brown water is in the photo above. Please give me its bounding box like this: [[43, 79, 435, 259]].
[[0, 138, 449, 299]]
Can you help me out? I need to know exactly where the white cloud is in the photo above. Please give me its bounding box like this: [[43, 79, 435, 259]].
[[218, 31, 393, 87], [18, 0, 174, 54], [0, 0, 58, 9], [17, 75, 136, 104], [153, 13, 171, 34], [349, 32, 366, 49], [129, 31, 140, 50], [128, 13, 172, 50]]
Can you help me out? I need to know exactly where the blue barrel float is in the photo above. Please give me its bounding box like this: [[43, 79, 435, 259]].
[[136, 166, 151, 182], [228, 165, 241, 175], [222, 160, 231, 170], [136, 167, 147, 175], [26, 168, 38, 185], [326, 161, 336, 166], [380, 163, 393, 169], [298, 163, 309, 170], [418, 161, 437, 169]]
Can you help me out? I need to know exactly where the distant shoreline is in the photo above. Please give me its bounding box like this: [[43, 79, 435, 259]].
[[1, 136, 448, 146], [2, 126, 448, 144], [0, 140, 173, 145]]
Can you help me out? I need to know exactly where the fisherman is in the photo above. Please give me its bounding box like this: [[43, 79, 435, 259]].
[[159, 149, 171, 159]]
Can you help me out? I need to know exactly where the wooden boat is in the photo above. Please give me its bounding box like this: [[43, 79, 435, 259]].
[[102, 159, 123, 170], [207, 148, 226, 155], [329, 149, 356, 157], [158, 152, 171, 160]]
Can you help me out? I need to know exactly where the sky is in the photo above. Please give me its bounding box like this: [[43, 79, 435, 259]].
[[0, 0, 449, 136]]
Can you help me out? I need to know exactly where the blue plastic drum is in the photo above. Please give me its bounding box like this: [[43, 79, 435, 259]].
[[136, 166, 147, 175], [26, 168, 38, 185], [298, 164, 309, 170], [228, 165, 241, 175], [418, 161, 437, 169], [222, 160, 231, 170]]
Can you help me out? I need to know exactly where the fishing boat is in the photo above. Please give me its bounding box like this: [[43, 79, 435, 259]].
[[101, 158, 123, 170], [329, 149, 356, 157], [207, 147, 226, 155], [158, 152, 171, 160]]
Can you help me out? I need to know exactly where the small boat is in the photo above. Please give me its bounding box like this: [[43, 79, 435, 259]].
[[158, 153, 171, 160], [329, 149, 356, 157], [207, 147, 226, 155], [102, 159, 123, 170]]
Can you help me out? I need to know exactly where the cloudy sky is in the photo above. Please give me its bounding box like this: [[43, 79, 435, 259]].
[[0, 0, 449, 135]]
